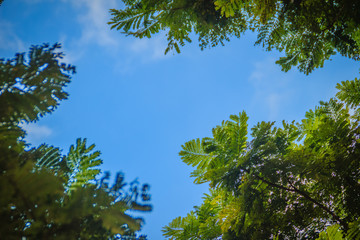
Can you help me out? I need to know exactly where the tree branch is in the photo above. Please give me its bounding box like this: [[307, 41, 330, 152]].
[[287, 180, 346, 227], [242, 168, 346, 227]]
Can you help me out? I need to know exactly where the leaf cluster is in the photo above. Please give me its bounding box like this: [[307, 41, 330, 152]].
[[110, 0, 360, 74], [162, 189, 222, 240], [0, 45, 152, 240], [109, 0, 247, 54], [163, 79, 360, 239]]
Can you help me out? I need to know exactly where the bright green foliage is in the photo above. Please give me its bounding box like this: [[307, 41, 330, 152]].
[[162, 190, 222, 240], [0, 45, 151, 239], [179, 111, 249, 186], [31, 144, 63, 170], [347, 220, 360, 240], [65, 138, 102, 192], [336, 78, 360, 108], [109, 0, 360, 74], [0, 43, 74, 160], [0, 43, 74, 124], [163, 79, 360, 239], [316, 225, 344, 240], [109, 0, 246, 54]]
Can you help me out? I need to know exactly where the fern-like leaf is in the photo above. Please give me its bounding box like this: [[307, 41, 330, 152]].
[[316, 224, 344, 240], [0, 44, 75, 124], [227, 111, 248, 156], [348, 220, 360, 240], [31, 144, 62, 170], [336, 78, 360, 109], [162, 212, 200, 240], [65, 138, 102, 192], [180, 138, 213, 169]]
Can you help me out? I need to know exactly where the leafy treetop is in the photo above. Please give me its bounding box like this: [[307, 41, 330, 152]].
[[0, 44, 151, 239], [163, 78, 360, 239], [109, 0, 360, 74]]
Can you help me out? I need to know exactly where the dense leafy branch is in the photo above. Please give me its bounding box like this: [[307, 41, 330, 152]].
[[163, 79, 360, 239], [240, 166, 345, 227], [110, 0, 360, 74], [0, 45, 152, 239]]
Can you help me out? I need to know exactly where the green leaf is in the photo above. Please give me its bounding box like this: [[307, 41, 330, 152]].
[[316, 224, 344, 240], [65, 138, 102, 192]]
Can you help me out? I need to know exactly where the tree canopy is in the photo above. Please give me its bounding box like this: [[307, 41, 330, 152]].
[[109, 0, 360, 74], [0, 44, 151, 239], [162, 79, 360, 239]]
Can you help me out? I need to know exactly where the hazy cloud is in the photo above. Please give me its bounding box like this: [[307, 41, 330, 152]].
[[129, 33, 171, 62], [267, 93, 281, 120], [0, 21, 26, 52], [64, 0, 119, 49], [248, 57, 294, 120], [59, 0, 170, 72], [21, 123, 52, 144], [57, 34, 85, 64], [71, 0, 170, 59], [22, 0, 48, 4]]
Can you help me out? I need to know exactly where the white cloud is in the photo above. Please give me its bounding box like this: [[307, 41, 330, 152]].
[[57, 34, 85, 64], [151, 37, 170, 60], [113, 33, 171, 74], [248, 57, 294, 120], [130, 38, 150, 53], [20, 123, 52, 144], [0, 21, 26, 52], [22, 0, 48, 4], [68, 0, 170, 59], [129, 33, 172, 62], [249, 57, 284, 86], [64, 0, 119, 49], [59, 0, 170, 72], [267, 93, 281, 120]]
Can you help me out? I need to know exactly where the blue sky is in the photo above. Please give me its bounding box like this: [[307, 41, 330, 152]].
[[1, 1, 359, 239]]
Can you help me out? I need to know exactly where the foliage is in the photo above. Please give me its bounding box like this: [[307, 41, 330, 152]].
[[316, 225, 344, 240], [163, 79, 360, 239], [162, 189, 222, 240], [109, 0, 360, 74], [0, 44, 151, 239]]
